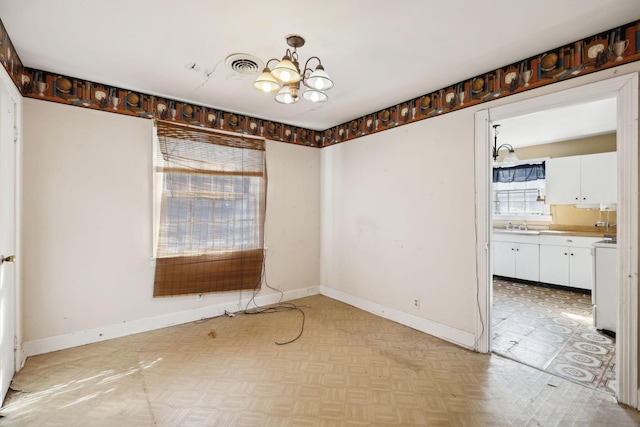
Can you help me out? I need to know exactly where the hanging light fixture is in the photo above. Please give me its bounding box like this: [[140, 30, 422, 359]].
[[253, 35, 334, 104], [492, 124, 519, 163]]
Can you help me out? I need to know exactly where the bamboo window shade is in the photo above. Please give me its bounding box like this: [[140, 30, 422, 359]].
[[153, 121, 266, 297]]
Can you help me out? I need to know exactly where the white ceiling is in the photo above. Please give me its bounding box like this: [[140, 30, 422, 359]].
[[496, 97, 617, 148], [0, 0, 638, 132]]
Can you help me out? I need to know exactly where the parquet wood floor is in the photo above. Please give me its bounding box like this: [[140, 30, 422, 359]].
[[2, 295, 639, 426]]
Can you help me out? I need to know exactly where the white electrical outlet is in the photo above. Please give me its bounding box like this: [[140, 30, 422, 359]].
[[412, 297, 420, 309]]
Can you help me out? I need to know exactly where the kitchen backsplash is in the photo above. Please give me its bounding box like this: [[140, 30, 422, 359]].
[[550, 204, 616, 227]]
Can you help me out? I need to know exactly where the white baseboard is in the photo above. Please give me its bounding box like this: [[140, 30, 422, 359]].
[[23, 285, 320, 357], [319, 286, 476, 349], [24, 285, 475, 357]]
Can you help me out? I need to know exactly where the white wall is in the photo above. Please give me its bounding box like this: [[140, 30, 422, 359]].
[[21, 62, 640, 355], [320, 62, 640, 348], [264, 140, 321, 292], [320, 110, 479, 343], [22, 100, 320, 354]]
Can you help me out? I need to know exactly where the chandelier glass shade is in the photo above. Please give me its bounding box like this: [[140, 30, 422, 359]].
[[253, 35, 333, 105], [253, 70, 280, 93], [271, 55, 301, 83], [275, 83, 300, 104]]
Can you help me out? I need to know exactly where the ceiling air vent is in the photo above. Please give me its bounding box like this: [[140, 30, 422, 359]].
[[225, 54, 263, 75]]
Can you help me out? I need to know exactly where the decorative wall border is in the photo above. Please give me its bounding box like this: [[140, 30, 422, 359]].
[[322, 20, 640, 147], [0, 17, 639, 148]]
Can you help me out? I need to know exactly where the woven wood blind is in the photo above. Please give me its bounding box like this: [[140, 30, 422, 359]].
[[153, 121, 266, 297]]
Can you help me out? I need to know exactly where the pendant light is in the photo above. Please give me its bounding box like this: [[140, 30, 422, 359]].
[[492, 124, 519, 163], [254, 35, 334, 104]]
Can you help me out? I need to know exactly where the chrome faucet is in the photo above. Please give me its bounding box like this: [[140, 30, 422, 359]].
[[506, 222, 514, 230], [519, 221, 528, 231]]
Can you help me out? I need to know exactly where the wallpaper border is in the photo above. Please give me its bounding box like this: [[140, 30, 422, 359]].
[[1, 18, 639, 148]]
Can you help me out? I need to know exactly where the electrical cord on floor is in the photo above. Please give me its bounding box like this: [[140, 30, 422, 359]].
[[241, 303, 306, 345], [236, 248, 306, 345]]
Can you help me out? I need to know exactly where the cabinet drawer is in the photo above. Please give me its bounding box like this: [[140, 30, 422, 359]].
[[493, 233, 540, 244], [539, 235, 600, 248]]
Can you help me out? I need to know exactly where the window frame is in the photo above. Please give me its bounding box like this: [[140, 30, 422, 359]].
[[492, 159, 552, 222]]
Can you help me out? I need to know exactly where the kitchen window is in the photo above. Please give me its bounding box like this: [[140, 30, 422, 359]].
[[493, 161, 551, 221]]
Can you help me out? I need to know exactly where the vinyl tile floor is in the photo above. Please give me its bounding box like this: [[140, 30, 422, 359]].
[[2, 295, 638, 426], [492, 278, 616, 394]]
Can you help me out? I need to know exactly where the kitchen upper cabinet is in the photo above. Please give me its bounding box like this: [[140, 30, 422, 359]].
[[539, 235, 600, 290], [493, 233, 540, 282], [580, 152, 616, 204], [545, 152, 616, 205]]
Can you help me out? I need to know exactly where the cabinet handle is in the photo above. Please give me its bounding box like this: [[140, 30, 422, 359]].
[[564, 252, 568, 255], [516, 249, 519, 251], [583, 197, 586, 200], [575, 197, 579, 200], [570, 253, 574, 256]]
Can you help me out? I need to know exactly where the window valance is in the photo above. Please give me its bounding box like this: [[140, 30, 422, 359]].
[[493, 162, 545, 183]]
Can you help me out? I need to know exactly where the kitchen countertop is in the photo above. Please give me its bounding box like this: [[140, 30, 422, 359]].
[[493, 227, 615, 238]]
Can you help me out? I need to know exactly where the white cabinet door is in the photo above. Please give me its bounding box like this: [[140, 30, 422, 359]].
[[546, 156, 581, 204], [494, 241, 515, 277], [546, 152, 617, 205], [539, 239, 596, 290], [540, 244, 569, 286], [515, 243, 539, 281], [569, 246, 594, 290], [580, 152, 617, 205]]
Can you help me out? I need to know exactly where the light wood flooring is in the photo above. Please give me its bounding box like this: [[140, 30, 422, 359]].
[[2, 295, 639, 426]]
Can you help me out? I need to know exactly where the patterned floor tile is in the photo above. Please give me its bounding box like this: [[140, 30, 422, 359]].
[[492, 279, 616, 393]]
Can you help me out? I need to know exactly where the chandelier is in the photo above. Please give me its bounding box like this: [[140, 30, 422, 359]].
[[253, 35, 334, 104]]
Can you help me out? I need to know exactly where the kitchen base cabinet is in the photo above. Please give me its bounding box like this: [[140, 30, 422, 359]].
[[494, 232, 602, 291], [538, 235, 601, 291], [569, 247, 594, 290], [539, 244, 569, 285], [494, 241, 516, 278], [515, 243, 540, 282], [493, 233, 540, 282]]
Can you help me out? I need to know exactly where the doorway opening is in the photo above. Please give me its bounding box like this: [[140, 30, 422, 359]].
[[490, 98, 617, 393], [474, 73, 639, 409]]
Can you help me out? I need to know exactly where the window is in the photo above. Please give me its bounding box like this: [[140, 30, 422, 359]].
[[153, 121, 266, 297], [493, 162, 550, 220], [493, 179, 545, 215], [161, 173, 260, 254]]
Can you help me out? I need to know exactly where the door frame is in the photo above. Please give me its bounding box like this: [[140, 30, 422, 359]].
[[474, 73, 639, 408], [0, 64, 23, 378]]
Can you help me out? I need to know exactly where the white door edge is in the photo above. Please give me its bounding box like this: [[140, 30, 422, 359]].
[[0, 65, 23, 375]]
